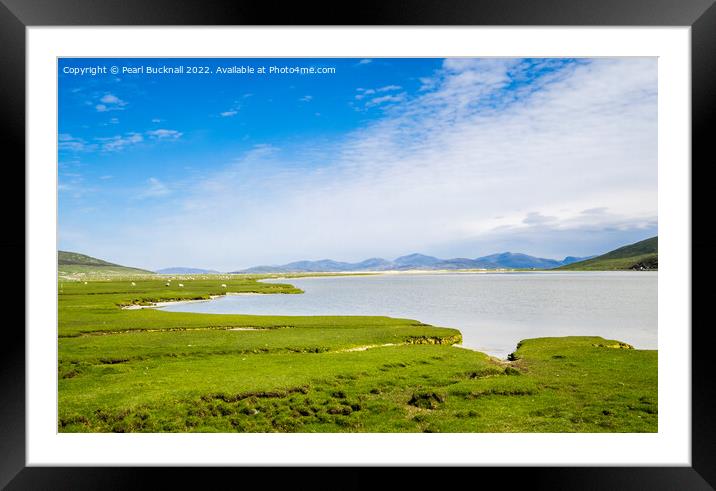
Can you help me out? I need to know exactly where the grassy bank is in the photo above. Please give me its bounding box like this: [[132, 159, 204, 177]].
[[58, 275, 657, 432]]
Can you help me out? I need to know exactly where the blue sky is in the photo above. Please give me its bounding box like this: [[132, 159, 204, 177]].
[[58, 57, 657, 271]]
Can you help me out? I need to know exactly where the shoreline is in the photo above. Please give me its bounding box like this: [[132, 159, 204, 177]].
[[116, 273, 653, 359], [120, 291, 278, 310], [121, 296, 221, 310]]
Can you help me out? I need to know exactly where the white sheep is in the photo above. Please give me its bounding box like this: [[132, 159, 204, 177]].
[[165, 282, 170, 287], [178, 283, 184, 287], [221, 284, 227, 288], [131, 282, 136, 286], [84, 281, 88, 285]]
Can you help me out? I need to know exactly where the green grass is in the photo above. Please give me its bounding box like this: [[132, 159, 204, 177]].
[[58, 275, 657, 432], [558, 237, 657, 271]]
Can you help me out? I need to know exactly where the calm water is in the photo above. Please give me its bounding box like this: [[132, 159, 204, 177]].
[[161, 272, 657, 358]]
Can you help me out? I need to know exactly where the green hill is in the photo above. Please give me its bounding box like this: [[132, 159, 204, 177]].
[[557, 236, 657, 271], [58, 251, 154, 276]]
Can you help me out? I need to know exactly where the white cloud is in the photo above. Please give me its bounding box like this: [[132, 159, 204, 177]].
[[68, 127, 182, 153], [96, 132, 143, 151], [100, 94, 124, 104], [219, 101, 241, 117], [355, 88, 376, 101], [95, 93, 127, 112], [58, 134, 91, 152], [299, 95, 313, 102], [418, 77, 436, 91], [59, 134, 105, 152], [365, 93, 406, 107], [356, 85, 404, 105], [357, 59, 372, 65], [219, 100, 243, 118], [377, 85, 402, 92], [146, 129, 182, 139]]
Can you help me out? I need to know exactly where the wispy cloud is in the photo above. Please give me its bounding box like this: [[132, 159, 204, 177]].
[[365, 93, 406, 108], [146, 129, 182, 139], [355, 88, 375, 100], [61, 127, 182, 154], [299, 95, 313, 102], [95, 93, 127, 112], [356, 85, 405, 107], [100, 94, 124, 104], [357, 59, 372, 65], [139, 177, 171, 198], [96, 132, 143, 151], [219, 100, 241, 117], [377, 85, 402, 92], [58, 133, 94, 152]]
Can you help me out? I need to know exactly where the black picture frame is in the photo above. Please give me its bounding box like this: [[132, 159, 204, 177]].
[[2, 0, 712, 488]]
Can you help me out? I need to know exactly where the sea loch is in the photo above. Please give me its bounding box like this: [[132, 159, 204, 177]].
[[161, 271, 658, 359]]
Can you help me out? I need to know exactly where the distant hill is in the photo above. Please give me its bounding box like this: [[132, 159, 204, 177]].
[[394, 253, 443, 267], [155, 267, 221, 274], [233, 251, 593, 274], [557, 237, 657, 271], [58, 251, 153, 276]]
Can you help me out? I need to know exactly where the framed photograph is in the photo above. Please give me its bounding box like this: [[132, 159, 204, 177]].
[[4, 0, 713, 487]]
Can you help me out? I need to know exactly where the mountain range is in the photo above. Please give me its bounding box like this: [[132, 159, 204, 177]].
[[59, 236, 657, 276], [231, 252, 594, 274]]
